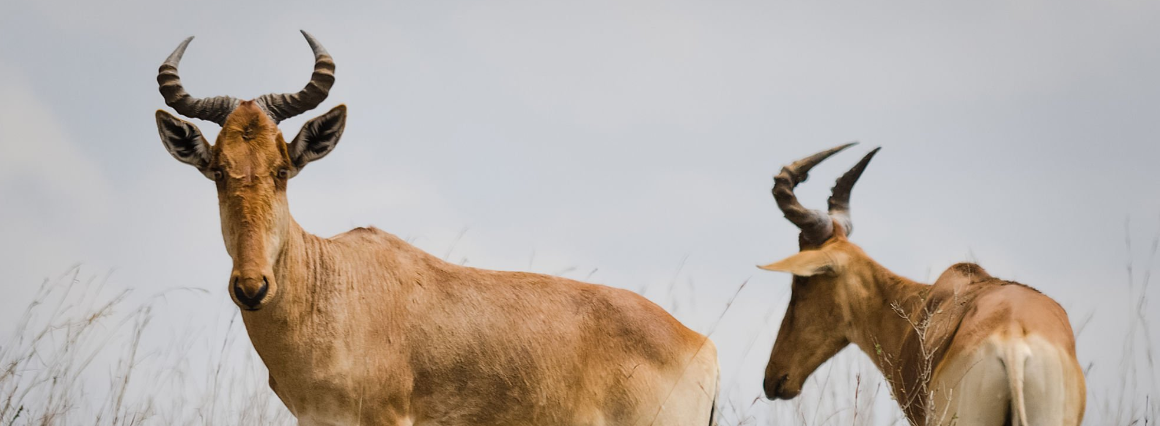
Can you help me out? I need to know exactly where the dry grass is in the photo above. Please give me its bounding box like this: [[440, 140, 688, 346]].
[[2, 221, 1156, 426], [0, 266, 291, 426]]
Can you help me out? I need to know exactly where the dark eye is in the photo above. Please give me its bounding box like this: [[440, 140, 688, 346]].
[[277, 168, 289, 179], [212, 170, 223, 180]]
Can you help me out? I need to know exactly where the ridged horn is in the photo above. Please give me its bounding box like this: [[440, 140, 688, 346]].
[[772, 142, 856, 247], [255, 30, 336, 123], [827, 147, 880, 237], [157, 36, 241, 125]]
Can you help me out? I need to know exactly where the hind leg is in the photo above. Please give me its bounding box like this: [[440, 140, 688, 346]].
[[1020, 336, 1083, 426], [631, 343, 718, 426], [930, 342, 1010, 426]]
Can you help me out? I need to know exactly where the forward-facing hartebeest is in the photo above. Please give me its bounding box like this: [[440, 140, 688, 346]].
[[154, 32, 719, 426], [757, 144, 1085, 426]]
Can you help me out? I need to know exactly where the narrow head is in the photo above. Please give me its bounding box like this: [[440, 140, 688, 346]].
[[154, 32, 348, 311], [758, 144, 880, 399]]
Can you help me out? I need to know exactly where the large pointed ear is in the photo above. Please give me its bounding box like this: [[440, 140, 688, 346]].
[[758, 249, 839, 277], [288, 104, 346, 175], [156, 110, 214, 179]]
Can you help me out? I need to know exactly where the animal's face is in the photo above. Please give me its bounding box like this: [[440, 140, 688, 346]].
[[759, 236, 873, 399], [211, 104, 293, 311], [757, 143, 880, 400], [156, 101, 346, 311], [153, 31, 344, 311]]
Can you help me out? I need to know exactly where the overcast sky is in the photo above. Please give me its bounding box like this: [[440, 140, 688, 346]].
[[1, 0, 1158, 424]]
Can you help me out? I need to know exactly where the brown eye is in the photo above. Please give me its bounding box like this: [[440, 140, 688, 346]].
[[213, 170, 223, 180], [277, 168, 289, 179]]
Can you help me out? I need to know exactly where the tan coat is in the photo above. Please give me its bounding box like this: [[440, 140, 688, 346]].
[[158, 103, 719, 426], [762, 231, 1085, 426], [760, 144, 1085, 426]]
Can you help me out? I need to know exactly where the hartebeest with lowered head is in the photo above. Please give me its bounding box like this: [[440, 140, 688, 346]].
[[154, 31, 719, 426], [757, 144, 1085, 426]]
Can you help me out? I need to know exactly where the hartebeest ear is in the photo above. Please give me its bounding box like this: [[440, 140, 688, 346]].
[[156, 110, 214, 179], [288, 104, 346, 175], [758, 249, 839, 277]]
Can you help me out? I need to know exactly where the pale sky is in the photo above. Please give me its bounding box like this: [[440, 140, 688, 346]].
[[1, 0, 1158, 424]]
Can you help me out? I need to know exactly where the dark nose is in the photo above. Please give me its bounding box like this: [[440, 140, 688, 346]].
[[233, 275, 269, 309], [763, 374, 789, 399]]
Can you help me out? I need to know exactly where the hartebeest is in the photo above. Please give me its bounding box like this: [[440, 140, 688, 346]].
[[757, 144, 1085, 426], [154, 32, 719, 426]]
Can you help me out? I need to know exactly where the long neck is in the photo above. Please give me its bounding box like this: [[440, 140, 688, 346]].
[[239, 218, 328, 347], [271, 218, 321, 312], [271, 217, 362, 329], [844, 262, 934, 395], [847, 264, 927, 356], [846, 261, 967, 424]]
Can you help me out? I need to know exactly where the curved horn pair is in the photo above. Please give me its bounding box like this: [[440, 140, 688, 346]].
[[772, 143, 879, 247], [157, 30, 335, 125]]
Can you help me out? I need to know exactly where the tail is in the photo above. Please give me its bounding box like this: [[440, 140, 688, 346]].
[[1004, 342, 1031, 426]]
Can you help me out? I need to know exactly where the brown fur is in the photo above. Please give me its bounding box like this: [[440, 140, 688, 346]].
[[160, 102, 720, 426], [760, 226, 1085, 426]]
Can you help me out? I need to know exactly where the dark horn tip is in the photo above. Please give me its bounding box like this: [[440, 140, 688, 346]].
[[828, 146, 883, 213], [857, 147, 882, 166]]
